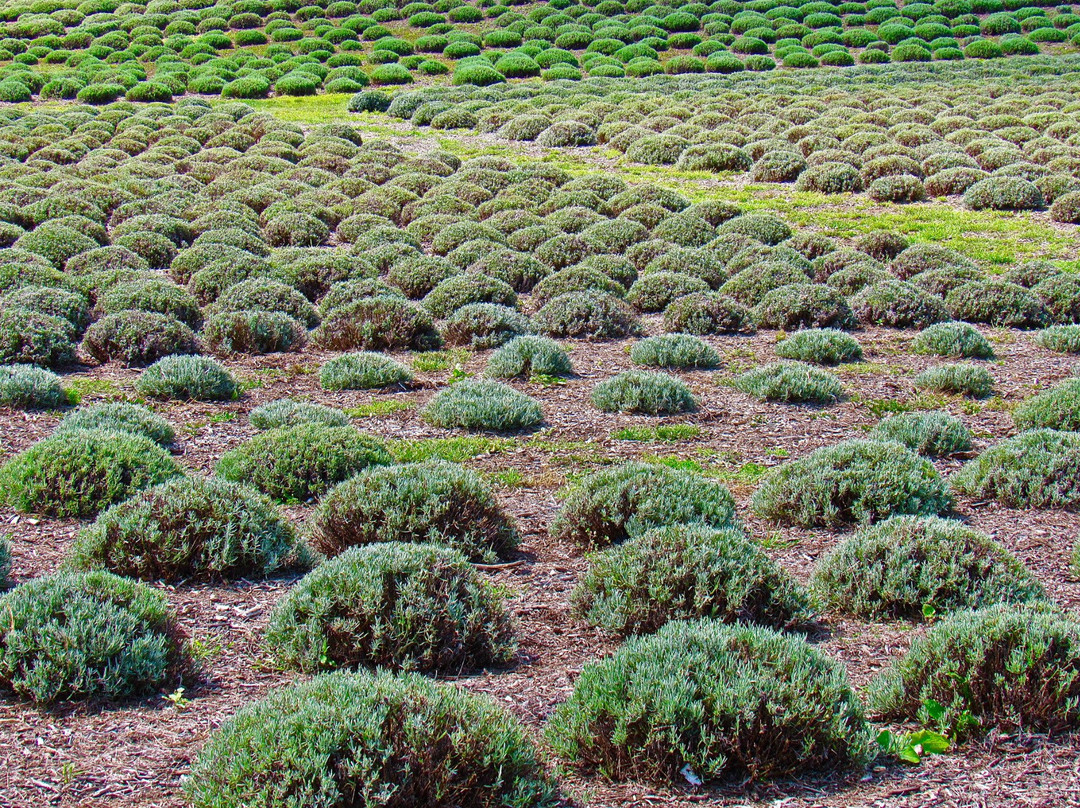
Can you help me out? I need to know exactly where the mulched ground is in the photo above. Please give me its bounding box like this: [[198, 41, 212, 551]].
[[2, 320, 1079, 808]]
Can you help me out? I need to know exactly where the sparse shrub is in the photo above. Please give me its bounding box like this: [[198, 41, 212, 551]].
[[775, 329, 862, 365], [82, 312, 197, 367], [320, 351, 413, 390], [952, 429, 1080, 509], [547, 619, 869, 782], [663, 292, 754, 335], [423, 379, 542, 432], [0, 307, 76, 369], [735, 361, 843, 404], [573, 525, 811, 636], [914, 363, 995, 398], [315, 295, 441, 351], [56, 403, 173, 446], [946, 280, 1050, 329], [550, 462, 738, 548], [867, 604, 1080, 733], [186, 671, 555, 808], [265, 543, 514, 673], [533, 292, 641, 340], [630, 334, 719, 369], [485, 336, 572, 379], [0, 571, 182, 704], [753, 283, 856, 330], [1013, 379, 1080, 432], [443, 303, 530, 349], [1035, 325, 1080, 353], [135, 355, 237, 402], [0, 429, 181, 518], [752, 439, 952, 527], [308, 460, 519, 562], [912, 321, 994, 359], [851, 279, 950, 328], [591, 370, 697, 415], [70, 476, 303, 583], [871, 411, 972, 456], [0, 364, 66, 409], [811, 516, 1045, 620]]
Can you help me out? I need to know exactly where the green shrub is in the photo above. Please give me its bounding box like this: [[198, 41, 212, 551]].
[[775, 329, 862, 365], [0, 307, 76, 368], [266, 543, 513, 673], [811, 516, 1043, 620], [213, 278, 318, 327], [82, 311, 197, 367], [851, 279, 949, 328], [70, 476, 303, 583], [914, 362, 995, 398], [0, 364, 66, 409], [56, 403, 173, 446], [186, 671, 555, 808], [315, 295, 441, 351], [308, 460, 518, 562], [795, 161, 864, 193], [573, 525, 810, 636], [630, 334, 719, 369], [204, 310, 307, 355], [912, 321, 994, 359], [720, 263, 812, 308], [1035, 325, 1080, 353], [952, 429, 1080, 509], [735, 361, 843, 404], [550, 461, 737, 548], [752, 438, 952, 527], [963, 176, 1044, 211], [867, 604, 1080, 733], [1034, 275, 1080, 325], [1012, 379, 1080, 432], [5, 285, 90, 333], [370, 63, 414, 85], [547, 619, 869, 782], [591, 370, 697, 415], [250, 400, 349, 431], [869, 174, 927, 203], [135, 355, 237, 401], [423, 379, 542, 432], [217, 423, 392, 503], [443, 303, 530, 349], [663, 292, 754, 335], [871, 411, 972, 456], [946, 280, 1050, 329], [485, 335, 572, 379], [1050, 191, 1080, 223], [0, 429, 181, 518], [320, 351, 413, 390], [627, 272, 710, 312], [532, 292, 641, 340], [753, 283, 856, 330], [0, 571, 182, 704]]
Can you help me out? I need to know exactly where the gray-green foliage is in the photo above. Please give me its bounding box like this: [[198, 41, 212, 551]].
[[870, 411, 972, 456], [0, 534, 10, 590], [249, 399, 349, 430], [1012, 379, 1080, 432], [752, 439, 953, 527], [484, 335, 572, 379], [550, 462, 738, 547], [912, 322, 994, 359], [423, 379, 542, 431], [573, 525, 811, 636], [952, 429, 1080, 509], [265, 543, 514, 673], [69, 476, 304, 583], [186, 671, 556, 808], [867, 604, 1080, 733], [810, 516, 1045, 620], [0, 571, 182, 704], [735, 361, 843, 403], [55, 402, 174, 446], [308, 461, 519, 563], [0, 364, 67, 409], [319, 351, 414, 390], [135, 355, 238, 401], [591, 370, 697, 414], [546, 619, 870, 782], [629, 334, 719, 369], [914, 363, 995, 398], [775, 329, 862, 365], [1035, 325, 1080, 354]]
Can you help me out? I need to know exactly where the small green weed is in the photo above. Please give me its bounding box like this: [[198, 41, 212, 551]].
[[344, 400, 415, 418], [611, 424, 701, 442]]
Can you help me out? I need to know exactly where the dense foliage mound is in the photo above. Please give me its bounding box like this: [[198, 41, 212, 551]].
[[914, 363, 995, 398], [592, 370, 697, 415], [868, 604, 1080, 733], [0, 429, 181, 518], [308, 461, 518, 564], [735, 361, 843, 404], [752, 439, 952, 527], [550, 462, 737, 548], [320, 351, 414, 390], [0, 571, 183, 704], [630, 334, 719, 369], [217, 424, 392, 503], [423, 379, 542, 431], [186, 671, 555, 808], [870, 411, 972, 456], [811, 516, 1045, 620], [266, 543, 514, 674], [135, 356, 238, 401], [0, 364, 66, 410], [485, 336, 572, 379], [1012, 379, 1080, 432], [547, 619, 869, 782], [775, 329, 861, 365], [952, 429, 1080, 509], [249, 400, 349, 431], [912, 322, 994, 359], [70, 476, 303, 583], [56, 402, 174, 446], [573, 525, 810, 636]]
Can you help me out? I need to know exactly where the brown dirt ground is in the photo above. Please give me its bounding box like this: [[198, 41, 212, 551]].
[[2, 320, 1079, 808]]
